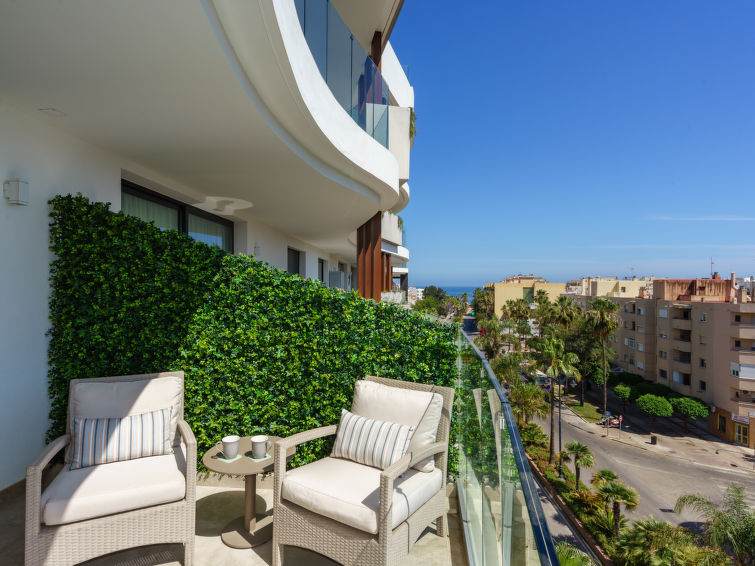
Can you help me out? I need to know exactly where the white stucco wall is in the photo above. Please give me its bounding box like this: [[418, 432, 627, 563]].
[[0, 103, 121, 489], [381, 42, 414, 109], [0, 103, 356, 489]]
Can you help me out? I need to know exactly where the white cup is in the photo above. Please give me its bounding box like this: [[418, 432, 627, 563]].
[[219, 435, 240, 459], [251, 435, 272, 459]]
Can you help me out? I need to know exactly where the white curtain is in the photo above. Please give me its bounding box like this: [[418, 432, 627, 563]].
[[121, 193, 179, 231], [188, 213, 232, 252]]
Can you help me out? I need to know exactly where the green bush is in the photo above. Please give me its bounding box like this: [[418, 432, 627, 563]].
[[48, 194, 225, 437], [669, 397, 709, 431], [607, 371, 645, 388], [48, 194, 458, 470], [636, 394, 673, 433], [626, 380, 679, 401], [614, 384, 632, 407]]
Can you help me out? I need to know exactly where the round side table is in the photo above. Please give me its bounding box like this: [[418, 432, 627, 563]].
[[203, 435, 293, 549]]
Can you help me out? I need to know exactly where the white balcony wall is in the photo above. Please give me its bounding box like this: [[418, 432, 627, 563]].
[[382, 42, 414, 108], [388, 106, 411, 185], [0, 105, 121, 490], [382, 213, 403, 247]]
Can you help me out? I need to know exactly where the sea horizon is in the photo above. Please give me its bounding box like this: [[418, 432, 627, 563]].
[[413, 285, 480, 298]]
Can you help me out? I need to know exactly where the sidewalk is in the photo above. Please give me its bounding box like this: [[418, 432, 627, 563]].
[[562, 389, 754, 474]]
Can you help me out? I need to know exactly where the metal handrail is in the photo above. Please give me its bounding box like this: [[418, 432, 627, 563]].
[[460, 330, 560, 566]]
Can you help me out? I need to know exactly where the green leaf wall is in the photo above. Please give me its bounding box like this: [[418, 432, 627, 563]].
[[48, 194, 458, 470]]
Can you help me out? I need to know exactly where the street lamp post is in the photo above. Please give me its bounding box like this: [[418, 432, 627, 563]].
[[558, 376, 563, 478]]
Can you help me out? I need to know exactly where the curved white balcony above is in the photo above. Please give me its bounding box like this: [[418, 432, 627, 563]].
[[382, 43, 414, 108], [392, 183, 410, 214], [0, 0, 403, 251], [382, 244, 409, 266], [208, 0, 401, 212]]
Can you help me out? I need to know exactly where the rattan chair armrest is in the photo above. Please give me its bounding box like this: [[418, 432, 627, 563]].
[[28, 435, 69, 474], [377, 453, 411, 540], [381, 453, 412, 482], [408, 441, 447, 468], [26, 435, 69, 537], [376, 442, 448, 539], [176, 419, 196, 448], [176, 420, 196, 502], [274, 425, 337, 506], [277, 425, 337, 450]]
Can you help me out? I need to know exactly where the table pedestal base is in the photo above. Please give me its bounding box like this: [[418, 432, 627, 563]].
[[221, 513, 273, 549]]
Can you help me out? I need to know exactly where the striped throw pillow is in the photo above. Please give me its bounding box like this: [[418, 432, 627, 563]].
[[332, 409, 414, 469], [70, 407, 173, 470]]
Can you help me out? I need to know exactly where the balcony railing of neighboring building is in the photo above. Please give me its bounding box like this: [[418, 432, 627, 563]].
[[294, 0, 390, 147], [456, 329, 559, 566]]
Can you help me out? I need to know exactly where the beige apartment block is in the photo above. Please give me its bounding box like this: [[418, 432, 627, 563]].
[[611, 297, 657, 382], [485, 275, 565, 318], [574, 276, 654, 298], [608, 273, 754, 449]]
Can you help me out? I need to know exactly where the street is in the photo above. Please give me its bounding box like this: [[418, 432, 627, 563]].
[[541, 410, 755, 532]]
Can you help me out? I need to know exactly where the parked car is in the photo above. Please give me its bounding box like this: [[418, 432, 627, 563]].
[[599, 413, 621, 427]]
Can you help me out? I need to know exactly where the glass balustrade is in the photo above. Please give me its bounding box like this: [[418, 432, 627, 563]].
[[456, 329, 559, 566], [294, 0, 390, 147]]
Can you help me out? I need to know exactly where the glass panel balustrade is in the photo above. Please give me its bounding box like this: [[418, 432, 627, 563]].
[[456, 329, 559, 566], [295, 0, 390, 147]]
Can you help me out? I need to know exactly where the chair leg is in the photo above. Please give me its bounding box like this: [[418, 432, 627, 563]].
[[272, 540, 284, 566], [184, 539, 194, 566], [437, 514, 448, 537]]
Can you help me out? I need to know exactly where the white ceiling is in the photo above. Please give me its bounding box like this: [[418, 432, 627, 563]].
[[331, 0, 403, 54]]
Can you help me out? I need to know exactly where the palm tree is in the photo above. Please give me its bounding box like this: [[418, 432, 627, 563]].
[[591, 468, 620, 486], [508, 382, 549, 426], [534, 300, 555, 338], [555, 541, 596, 566], [538, 336, 581, 465], [591, 469, 621, 512], [475, 318, 508, 359], [520, 422, 549, 448], [615, 518, 728, 566], [535, 288, 549, 305], [553, 295, 579, 331], [565, 441, 594, 491], [533, 291, 553, 337], [674, 484, 755, 566], [472, 287, 495, 323], [589, 507, 620, 539], [499, 318, 519, 353], [598, 481, 639, 539], [588, 297, 619, 420], [491, 353, 520, 387], [502, 298, 532, 345]]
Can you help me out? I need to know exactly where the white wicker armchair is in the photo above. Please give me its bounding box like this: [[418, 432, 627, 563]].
[[272, 375, 454, 566], [25, 371, 196, 566]]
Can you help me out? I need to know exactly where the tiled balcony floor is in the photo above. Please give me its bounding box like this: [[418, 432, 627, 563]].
[[1, 475, 466, 566]]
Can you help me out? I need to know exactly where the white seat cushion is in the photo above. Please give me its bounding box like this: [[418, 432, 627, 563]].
[[282, 456, 442, 534], [352, 380, 444, 472], [41, 445, 186, 526]]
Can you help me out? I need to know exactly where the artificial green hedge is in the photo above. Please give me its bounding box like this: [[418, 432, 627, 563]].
[[48, 194, 458, 469]]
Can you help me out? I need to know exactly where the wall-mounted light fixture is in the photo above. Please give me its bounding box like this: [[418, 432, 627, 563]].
[[3, 179, 29, 205], [253, 242, 262, 257]]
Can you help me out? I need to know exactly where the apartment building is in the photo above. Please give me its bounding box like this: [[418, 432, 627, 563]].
[[571, 276, 654, 298], [609, 274, 754, 448], [485, 275, 565, 317], [0, 0, 415, 489]]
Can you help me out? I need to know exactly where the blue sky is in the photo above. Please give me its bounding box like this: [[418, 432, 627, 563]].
[[389, 1, 755, 288]]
